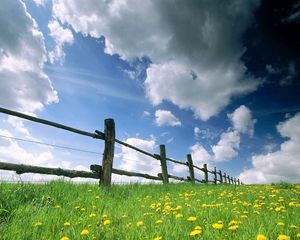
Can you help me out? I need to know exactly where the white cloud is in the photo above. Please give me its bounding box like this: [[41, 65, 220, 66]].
[[155, 109, 181, 127], [143, 111, 151, 117], [114, 137, 161, 183], [52, 0, 260, 121], [239, 113, 300, 184], [32, 0, 48, 7], [228, 105, 256, 136], [212, 130, 240, 162], [48, 19, 74, 64], [0, 0, 58, 114]]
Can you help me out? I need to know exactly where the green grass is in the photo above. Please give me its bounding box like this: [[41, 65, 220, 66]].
[[0, 181, 299, 240]]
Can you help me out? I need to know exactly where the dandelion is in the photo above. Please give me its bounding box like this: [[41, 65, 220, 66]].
[[89, 213, 96, 218], [229, 220, 239, 226], [155, 220, 163, 224], [153, 237, 162, 240], [296, 233, 300, 238], [190, 229, 202, 236], [80, 229, 89, 235], [175, 214, 183, 219], [290, 225, 298, 229], [33, 221, 43, 227], [212, 222, 223, 229], [256, 234, 267, 240], [60, 237, 69, 240], [136, 221, 144, 227], [277, 222, 285, 226], [194, 226, 202, 230], [103, 220, 111, 226], [187, 216, 197, 222], [228, 225, 239, 231], [64, 222, 71, 227], [277, 235, 290, 240], [54, 205, 61, 209]]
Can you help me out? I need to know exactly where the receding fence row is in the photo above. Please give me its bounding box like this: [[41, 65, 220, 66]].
[[0, 107, 243, 186]]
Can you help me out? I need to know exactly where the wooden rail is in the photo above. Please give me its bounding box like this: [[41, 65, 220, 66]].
[[0, 107, 243, 186]]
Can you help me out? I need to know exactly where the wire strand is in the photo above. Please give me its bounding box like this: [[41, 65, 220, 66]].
[[0, 134, 102, 155]]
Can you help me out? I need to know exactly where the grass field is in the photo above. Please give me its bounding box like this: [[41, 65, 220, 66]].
[[0, 181, 299, 240]]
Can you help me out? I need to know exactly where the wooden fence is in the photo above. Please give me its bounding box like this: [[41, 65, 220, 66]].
[[0, 107, 242, 186]]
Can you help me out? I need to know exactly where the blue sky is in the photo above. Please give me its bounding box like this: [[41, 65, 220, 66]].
[[0, 0, 299, 183]]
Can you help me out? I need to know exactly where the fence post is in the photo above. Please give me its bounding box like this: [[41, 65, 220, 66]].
[[227, 175, 231, 184], [237, 179, 240, 185], [223, 172, 227, 184], [219, 170, 223, 183], [234, 178, 237, 185], [186, 154, 195, 184], [101, 119, 115, 187], [213, 167, 217, 184], [159, 145, 169, 184], [230, 177, 234, 185], [203, 164, 208, 183]]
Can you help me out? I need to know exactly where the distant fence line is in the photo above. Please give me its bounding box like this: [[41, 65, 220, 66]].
[[0, 107, 243, 186]]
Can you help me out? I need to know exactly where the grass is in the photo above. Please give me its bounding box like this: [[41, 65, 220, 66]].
[[0, 181, 299, 240]]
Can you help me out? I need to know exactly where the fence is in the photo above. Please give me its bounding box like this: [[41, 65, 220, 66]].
[[0, 107, 242, 186]]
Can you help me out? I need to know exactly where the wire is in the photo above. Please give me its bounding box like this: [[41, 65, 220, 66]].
[[0, 134, 102, 155]]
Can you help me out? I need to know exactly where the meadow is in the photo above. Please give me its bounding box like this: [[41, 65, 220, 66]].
[[0, 181, 299, 240]]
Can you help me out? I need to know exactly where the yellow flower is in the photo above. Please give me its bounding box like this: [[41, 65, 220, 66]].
[[296, 233, 300, 238], [290, 225, 298, 229], [155, 220, 163, 224], [229, 220, 239, 226], [277, 222, 285, 226], [190, 229, 202, 236], [89, 213, 96, 218], [54, 205, 61, 209], [103, 220, 111, 226], [212, 223, 223, 229], [64, 222, 71, 227], [136, 221, 144, 227], [194, 226, 202, 230], [175, 214, 183, 219], [187, 216, 197, 222], [256, 234, 267, 240], [153, 237, 162, 240], [228, 225, 239, 231], [80, 229, 89, 235], [60, 237, 69, 240], [277, 235, 290, 240], [33, 221, 43, 227]]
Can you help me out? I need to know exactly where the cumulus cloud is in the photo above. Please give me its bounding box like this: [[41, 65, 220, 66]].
[[228, 105, 256, 136], [155, 110, 182, 127], [0, 0, 58, 114], [239, 113, 300, 184], [114, 137, 161, 183], [52, 0, 260, 120], [48, 19, 74, 63]]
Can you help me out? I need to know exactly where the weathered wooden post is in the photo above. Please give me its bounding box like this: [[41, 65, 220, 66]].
[[159, 145, 169, 184], [219, 170, 223, 183], [186, 154, 195, 184], [227, 175, 231, 184], [213, 167, 217, 184], [237, 179, 240, 185], [223, 172, 227, 184], [234, 178, 237, 185], [101, 119, 115, 187], [203, 164, 208, 183], [230, 177, 234, 185]]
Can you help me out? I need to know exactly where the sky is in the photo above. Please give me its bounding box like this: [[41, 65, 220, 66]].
[[0, 0, 299, 184]]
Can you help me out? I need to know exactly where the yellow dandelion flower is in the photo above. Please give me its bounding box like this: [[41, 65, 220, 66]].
[[95, 196, 100, 199], [187, 216, 197, 222], [256, 234, 267, 240], [102, 214, 108, 219], [89, 213, 96, 218], [33, 221, 43, 227], [277, 222, 285, 226], [155, 220, 163, 224], [80, 229, 89, 235], [54, 205, 61, 209], [60, 237, 69, 240], [190, 229, 202, 236], [64, 222, 71, 227], [212, 223, 223, 229], [296, 233, 300, 238], [136, 221, 144, 227], [228, 225, 239, 231], [175, 214, 183, 219], [194, 226, 202, 230], [290, 225, 298, 229], [277, 235, 290, 240], [153, 237, 162, 240], [229, 220, 239, 226], [103, 220, 111, 226]]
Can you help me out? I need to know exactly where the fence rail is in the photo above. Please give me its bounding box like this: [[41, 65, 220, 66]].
[[0, 107, 243, 186]]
